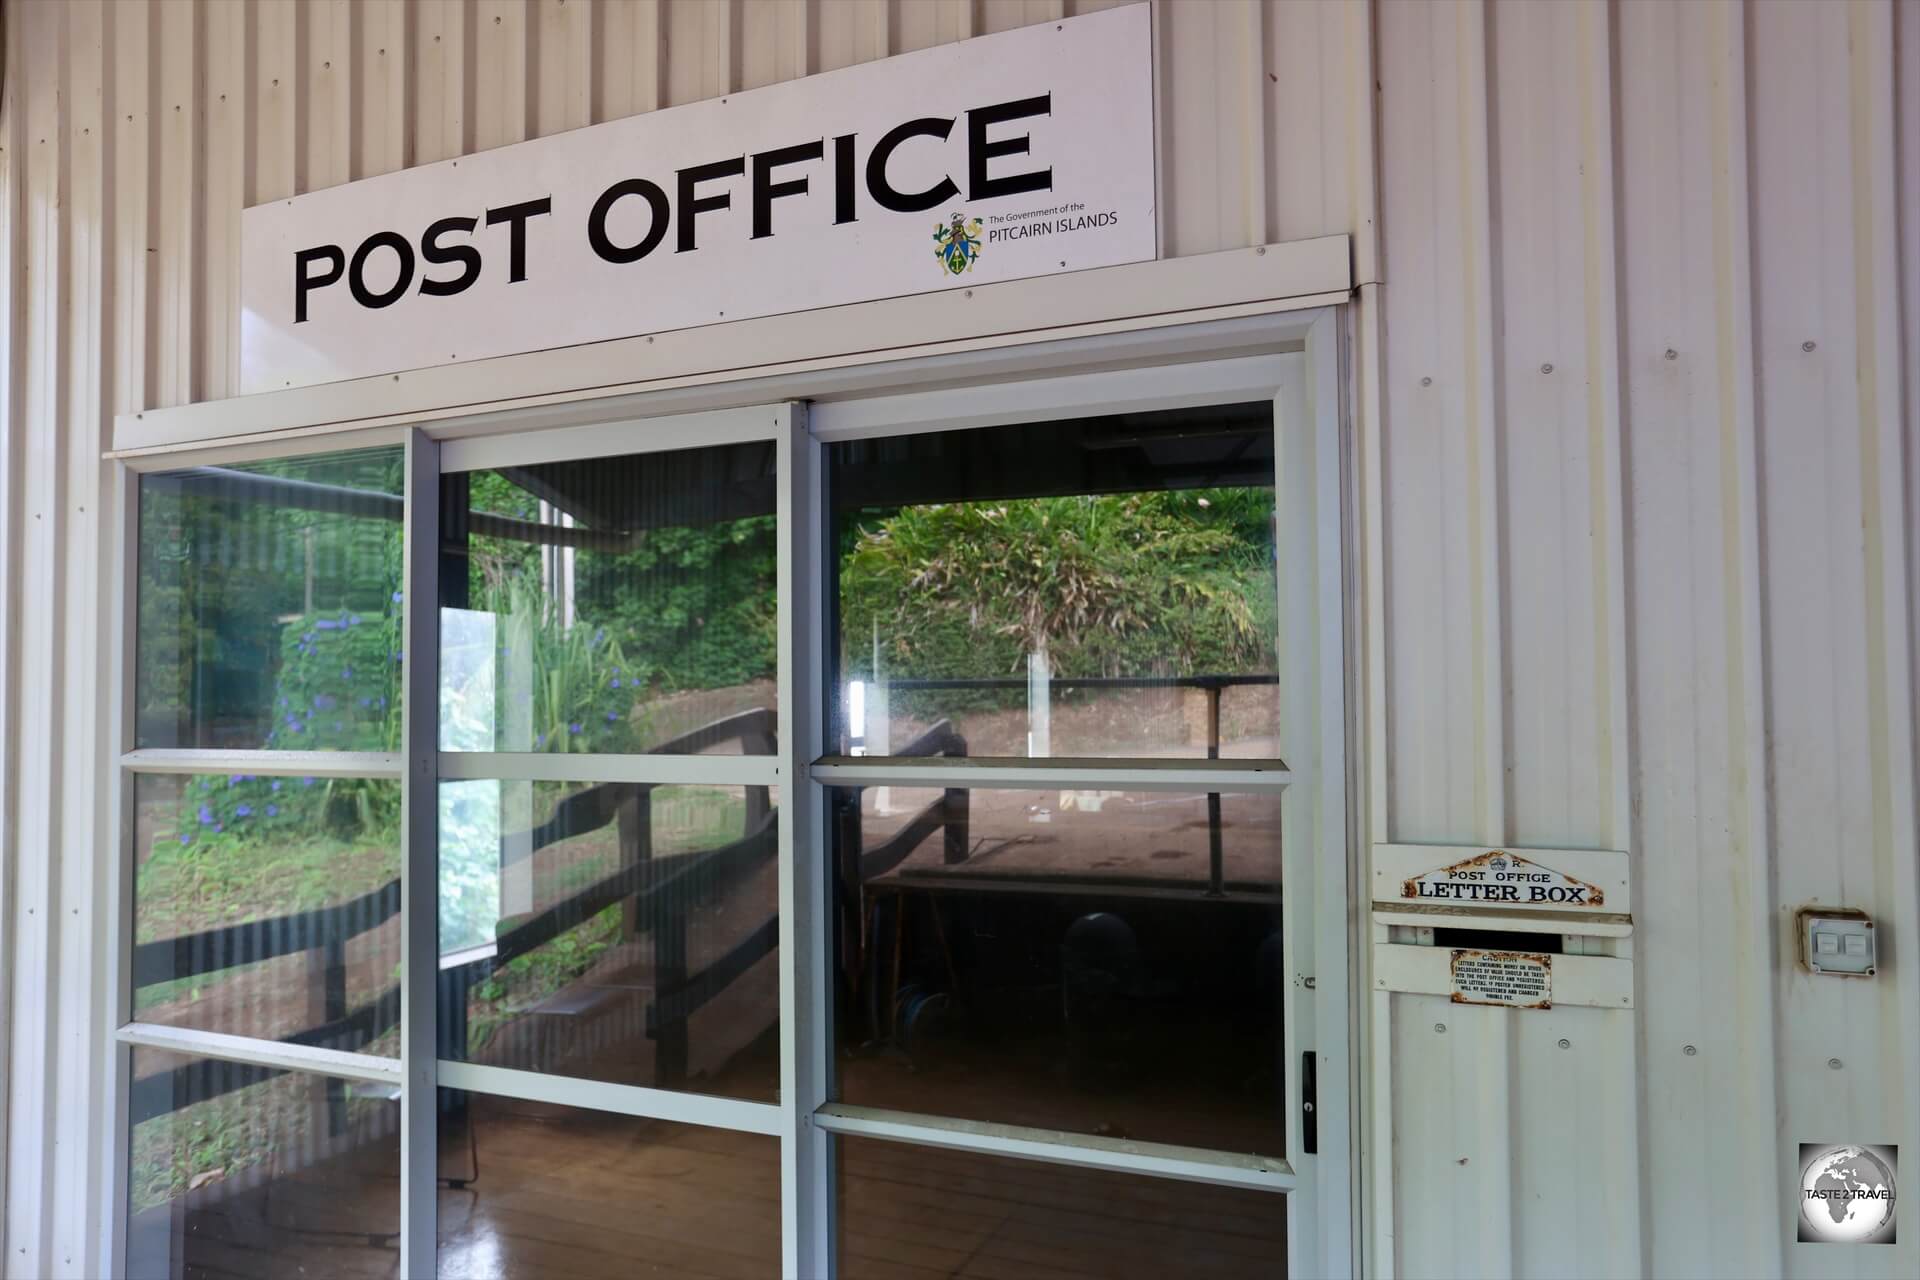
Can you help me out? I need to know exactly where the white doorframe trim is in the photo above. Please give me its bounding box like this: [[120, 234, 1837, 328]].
[[110, 237, 1350, 453]]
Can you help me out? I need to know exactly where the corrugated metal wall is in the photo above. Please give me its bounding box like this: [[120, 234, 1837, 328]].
[[1371, 1, 1917, 1277], [0, 2, 1915, 1278]]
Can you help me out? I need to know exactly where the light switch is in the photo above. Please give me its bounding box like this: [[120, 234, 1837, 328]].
[[1800, 909, 1876, 977]]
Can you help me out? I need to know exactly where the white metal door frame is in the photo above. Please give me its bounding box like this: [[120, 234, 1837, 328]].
[[97, 312, 1357, 1280]]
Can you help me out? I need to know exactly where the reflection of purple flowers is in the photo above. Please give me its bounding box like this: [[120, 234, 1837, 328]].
[[313, 695, 337, 711], [234, 804, 252, 818], [341, 666, 353, 679], [535, 733, 545, 748], [569, 722, 583, 734], [178, 833, 192, 846], [266, 805, 278, 818], [316, 619, 339, 631], [270, 780, 282, 792], [392, 591, 404, 603], [197, 805, 215, 826], [610, 677, 622, 688], [606, 711, 618, 722], [359, 696, 372, 708], [301, 777, 316, 787]]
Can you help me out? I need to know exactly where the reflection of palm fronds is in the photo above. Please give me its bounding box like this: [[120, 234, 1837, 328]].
[[840, 490, 1276, 681]]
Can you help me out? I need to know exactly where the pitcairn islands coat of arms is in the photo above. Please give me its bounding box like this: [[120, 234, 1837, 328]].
[[934, 212, 984, 275]]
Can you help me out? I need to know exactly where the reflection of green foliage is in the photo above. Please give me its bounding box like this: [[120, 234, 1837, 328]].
[[129, 1073, 389, 1213], [580, 515, 778, 695], [139, 449, 406, 856], [179, 604, 405, 853], [139, 793, 398, 942], [839, 489, 1278, 708], [467, 904, 622, 1055], [455, 508, 777, 750], [136, 449, 404, 743], [446, 567, 658, 753], [462, 785, 748, 1055]]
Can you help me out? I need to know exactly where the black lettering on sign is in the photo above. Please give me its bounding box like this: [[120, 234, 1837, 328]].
[[968, 94, 1052, 201], [677, 158, 746, 254], [294, 245, 345, 323], [751, 141, 825, 240], [284, 91, 1085, 320], [485, 197, 553, 283], [588, 179, 671, 264], [866, 117, 959, 213], [419, 216, 481, 297], [832, 134, 859, 224], [349, 232, 415, 309]]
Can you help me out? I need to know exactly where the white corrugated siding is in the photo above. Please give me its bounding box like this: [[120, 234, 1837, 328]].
[[0, 2, 1914, 1278], [1371, 2, 1918, 1278]]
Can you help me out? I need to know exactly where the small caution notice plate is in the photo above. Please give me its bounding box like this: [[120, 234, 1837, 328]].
[[1449, 949, 1552, 1008]]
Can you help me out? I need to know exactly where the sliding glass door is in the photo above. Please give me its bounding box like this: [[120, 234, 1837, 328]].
[[111, 335, 1350, 1278], [428, 413, 795, 1277], [810, 383, 1327, 1279]]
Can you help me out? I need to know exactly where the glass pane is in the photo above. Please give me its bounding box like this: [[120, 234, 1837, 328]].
[[136, 447, 405, 750], [437, 1090, 778, 1278], [133, 773, 400, 1049], [836, 1135, 1286, 1280], [439, 441, 777, 754], [126, 1048, 399, 1280], [831, 785, 1285, 1155], [829, 404, 1279, 759], [438, 780, 779, 1102]]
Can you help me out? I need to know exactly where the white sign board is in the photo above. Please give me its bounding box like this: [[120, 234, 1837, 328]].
[[1449, 950, 1553, 1008], [1372, 844, 1628, 916], [240, 5, 1156, 394]]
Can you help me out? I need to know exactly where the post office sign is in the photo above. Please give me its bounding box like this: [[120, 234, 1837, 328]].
[[239, 4, 1156, 394]]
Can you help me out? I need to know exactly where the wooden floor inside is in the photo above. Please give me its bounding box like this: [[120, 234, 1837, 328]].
[[132, 1092, 1285, 1279]]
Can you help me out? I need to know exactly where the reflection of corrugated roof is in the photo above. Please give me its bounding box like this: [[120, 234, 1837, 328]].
[[830, 402, 1274, 509], [161, 436, 780, 548]]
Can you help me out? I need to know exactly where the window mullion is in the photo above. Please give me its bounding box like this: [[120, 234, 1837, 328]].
[[398, 429, 442, 1278]]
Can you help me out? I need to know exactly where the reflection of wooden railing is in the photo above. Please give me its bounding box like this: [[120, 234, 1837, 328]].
[[443, 706, 781, 1085], [130, 882, 401, 1129], [131, 707, 782, 1120], [844, 719, 972, 881], [866, 673, 1279, 894], [832, 720, 972, 1049]]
